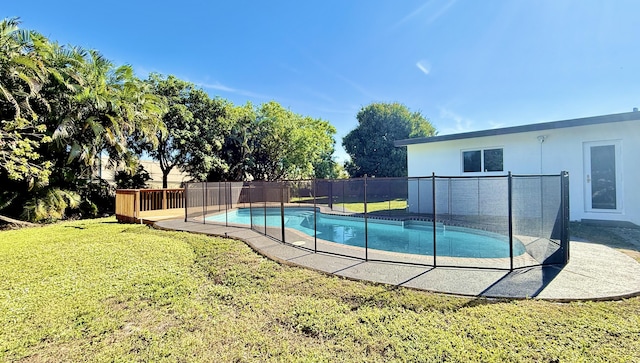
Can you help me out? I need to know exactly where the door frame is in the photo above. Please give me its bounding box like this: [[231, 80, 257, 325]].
[[583, 140, 623, 213]]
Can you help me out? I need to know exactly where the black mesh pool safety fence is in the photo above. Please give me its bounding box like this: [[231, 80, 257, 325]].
[[185, 172, 570, 270]]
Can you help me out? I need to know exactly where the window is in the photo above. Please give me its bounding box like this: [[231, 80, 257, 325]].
[[483, 148, 503, 172], [462, 148, 503, 173], [463, 150, 481, 172]]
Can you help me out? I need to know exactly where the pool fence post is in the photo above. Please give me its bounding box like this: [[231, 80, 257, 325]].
[[280, 181, 286, 243], [218, 181, 221, 212], [249, 182, 253, 230], [202, 182, 206, 224], [263, 182, 267, 235], [184, 183, 188, 222], [205, 181, 209, 224], [342, 179, 345, 213], [225, 182, 229, 227], [313, 179, 317, 253], [417, 178, 420, 214], [388, 178, 391, 216], [561, 171, 570, 263], [364, 175, 369, 261], [432, 173, 437, 267], [508, 172, 514, 271]]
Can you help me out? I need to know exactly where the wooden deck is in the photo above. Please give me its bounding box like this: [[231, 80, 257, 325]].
[[116, 189, 185, 224], [136, 208, 184, 224]]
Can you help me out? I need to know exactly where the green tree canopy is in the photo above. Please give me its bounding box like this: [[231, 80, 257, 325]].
[[342, 102, 436, 177], [0, 18, 53, 183], [1, 18, 166, 221], [209, 101, 337, 181], [0, 17, 340, 222], [248, 101, 336, 181], [142, 74, 230, 187], [210, 102, 257, 181]]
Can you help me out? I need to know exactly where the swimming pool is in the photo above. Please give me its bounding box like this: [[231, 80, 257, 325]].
[[206, 208, 526, 258]]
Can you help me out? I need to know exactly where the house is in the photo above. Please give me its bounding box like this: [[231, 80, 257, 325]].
[[395, 110, 640, 227], [97, 157, 189, 188]]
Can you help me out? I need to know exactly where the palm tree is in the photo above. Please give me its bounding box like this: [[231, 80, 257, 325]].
[[41, 48, 166, 218], [1, 18, 166, 221], [43, 48, 165, 183], [0, 18, 52, 183]]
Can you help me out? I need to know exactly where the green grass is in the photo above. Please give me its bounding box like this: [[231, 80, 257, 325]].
[[334, 199, 408, 214], [1, 218, 639, 362], [290, 197, 408, 214]]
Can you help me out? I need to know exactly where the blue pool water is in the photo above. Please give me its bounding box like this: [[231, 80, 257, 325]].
[[206, 208, 526, 258]]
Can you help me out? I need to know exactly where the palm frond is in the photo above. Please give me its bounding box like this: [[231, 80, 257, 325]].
[[21, 187, 80, 222]]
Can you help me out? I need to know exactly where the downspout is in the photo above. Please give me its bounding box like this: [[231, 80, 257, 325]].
[[537, 135, 547, 173], [537, 135, 547, 238]]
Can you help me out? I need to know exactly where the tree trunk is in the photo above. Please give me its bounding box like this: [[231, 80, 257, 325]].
[[163, 170, 169, 189], [0, 214, 39, 227], [160, 162, 173, 189]]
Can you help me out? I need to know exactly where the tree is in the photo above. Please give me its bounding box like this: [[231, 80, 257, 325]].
[[313, 150, 341, 179], [0, 18, 52, 184], [342, 102, 436, 177], [177, 86, 231, 182], [49, 51, 166, 177], [38, 48, 165, 219], [115, 164, 151, 189], [207, 101, 337, 182], [209, 102, 256, 181], [248, 101, 336, 181], [1, 18, 166, 221], [143, 74, 229, 187]]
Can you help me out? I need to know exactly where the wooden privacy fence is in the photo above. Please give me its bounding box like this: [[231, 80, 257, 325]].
[[115, 188, 184, 223]]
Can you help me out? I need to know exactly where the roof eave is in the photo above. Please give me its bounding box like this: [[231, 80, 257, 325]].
[[394, 111, 640, 147]]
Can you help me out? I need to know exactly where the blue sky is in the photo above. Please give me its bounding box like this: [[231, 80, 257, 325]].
[[5, 1, 640, 162]]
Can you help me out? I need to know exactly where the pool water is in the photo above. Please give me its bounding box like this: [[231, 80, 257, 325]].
[[206, 208, 526, 258]]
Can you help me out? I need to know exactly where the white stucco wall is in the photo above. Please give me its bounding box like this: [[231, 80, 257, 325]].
[[406, 119, 640, 225]]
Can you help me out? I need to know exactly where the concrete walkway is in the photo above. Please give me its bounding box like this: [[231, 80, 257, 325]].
[[154, 219, 640, 301]]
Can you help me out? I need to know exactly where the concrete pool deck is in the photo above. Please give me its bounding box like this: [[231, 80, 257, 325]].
[[154, 219, 640, 301]]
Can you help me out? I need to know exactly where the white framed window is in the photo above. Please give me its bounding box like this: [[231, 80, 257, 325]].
[[462, 148, 503, 173]]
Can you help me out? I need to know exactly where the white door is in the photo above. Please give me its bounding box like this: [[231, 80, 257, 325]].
[[583, 140, 622, 212]]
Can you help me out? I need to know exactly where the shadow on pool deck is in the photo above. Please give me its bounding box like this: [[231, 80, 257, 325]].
[[478, 265, 563, 298], [153, 219, 640, 301]]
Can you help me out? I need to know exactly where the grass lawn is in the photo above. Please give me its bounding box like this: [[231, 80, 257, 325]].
[[1, 218, 639, 362], [334, 199, 408, 214], [291, 198, 408, 214]]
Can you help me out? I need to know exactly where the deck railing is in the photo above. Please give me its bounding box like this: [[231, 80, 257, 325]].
[[115, 188, 184, 223]]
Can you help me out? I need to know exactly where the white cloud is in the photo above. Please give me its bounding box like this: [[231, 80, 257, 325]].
[[306, 55, 379, 100], [488, 121, 506, 129], [195, 81, 272, 100], [392, 1, 433, 29], [438, 108, 475, 134], [295, 45, 382, 100], [198, 81, 236, 93], [426, 0, 457, 24], [416, 60, 431, 75], [335, 72, 379, 100], [300, 86, 336, 104], [391, 0, 458, 30]]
